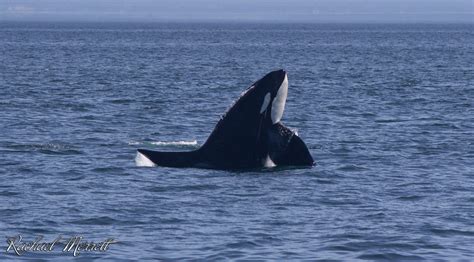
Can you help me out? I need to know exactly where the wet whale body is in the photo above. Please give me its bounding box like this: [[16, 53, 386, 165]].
[[136, 69, 314, 169]]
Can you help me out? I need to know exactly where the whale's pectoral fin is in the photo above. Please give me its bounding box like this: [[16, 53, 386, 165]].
[[275, 132, 315, 166], [267, 122, 315, 166]]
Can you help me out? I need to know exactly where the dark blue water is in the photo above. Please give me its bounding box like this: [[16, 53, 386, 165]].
[[1, 22, 473, 260]]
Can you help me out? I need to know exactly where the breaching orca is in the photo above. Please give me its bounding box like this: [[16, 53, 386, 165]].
[[136, 69, 314, 169]]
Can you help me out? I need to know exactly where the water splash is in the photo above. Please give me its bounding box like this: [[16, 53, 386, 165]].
[[151, 140, 198, 146], [129, 140, 198, 146]]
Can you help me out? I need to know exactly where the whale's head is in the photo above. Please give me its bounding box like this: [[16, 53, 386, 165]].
[[254, 69, 288, 124]]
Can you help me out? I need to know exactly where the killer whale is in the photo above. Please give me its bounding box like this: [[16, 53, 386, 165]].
[[136, 69, 314, 169]]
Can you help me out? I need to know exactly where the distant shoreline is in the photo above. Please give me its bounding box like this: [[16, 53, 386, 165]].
[[0, 19, 473, 25]]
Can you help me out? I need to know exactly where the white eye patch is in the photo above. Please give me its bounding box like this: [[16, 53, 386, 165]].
[[260, 92, 271, 114]]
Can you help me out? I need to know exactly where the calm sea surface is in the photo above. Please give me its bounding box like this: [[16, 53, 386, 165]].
[[0, 22, 473, 260]]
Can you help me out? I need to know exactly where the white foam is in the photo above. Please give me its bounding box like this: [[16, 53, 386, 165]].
[[135, 152, 156, 167], [292, 128, 299, 136], [150, 140, 198, 146], [129, 140, 198, 146], [271, 74, 288, 124]]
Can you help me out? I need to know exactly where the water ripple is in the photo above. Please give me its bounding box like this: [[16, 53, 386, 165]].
[[1, 22, 473, 260]]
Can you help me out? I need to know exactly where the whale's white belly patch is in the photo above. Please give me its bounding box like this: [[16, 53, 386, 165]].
[[135, 152, 156, 167], [262, 154, 276, 168]]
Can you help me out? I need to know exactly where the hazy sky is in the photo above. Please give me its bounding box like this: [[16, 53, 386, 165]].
[[0, 0, 472, 22]]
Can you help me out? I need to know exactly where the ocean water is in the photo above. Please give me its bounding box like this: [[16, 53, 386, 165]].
[[0, 22, 473, 260]]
